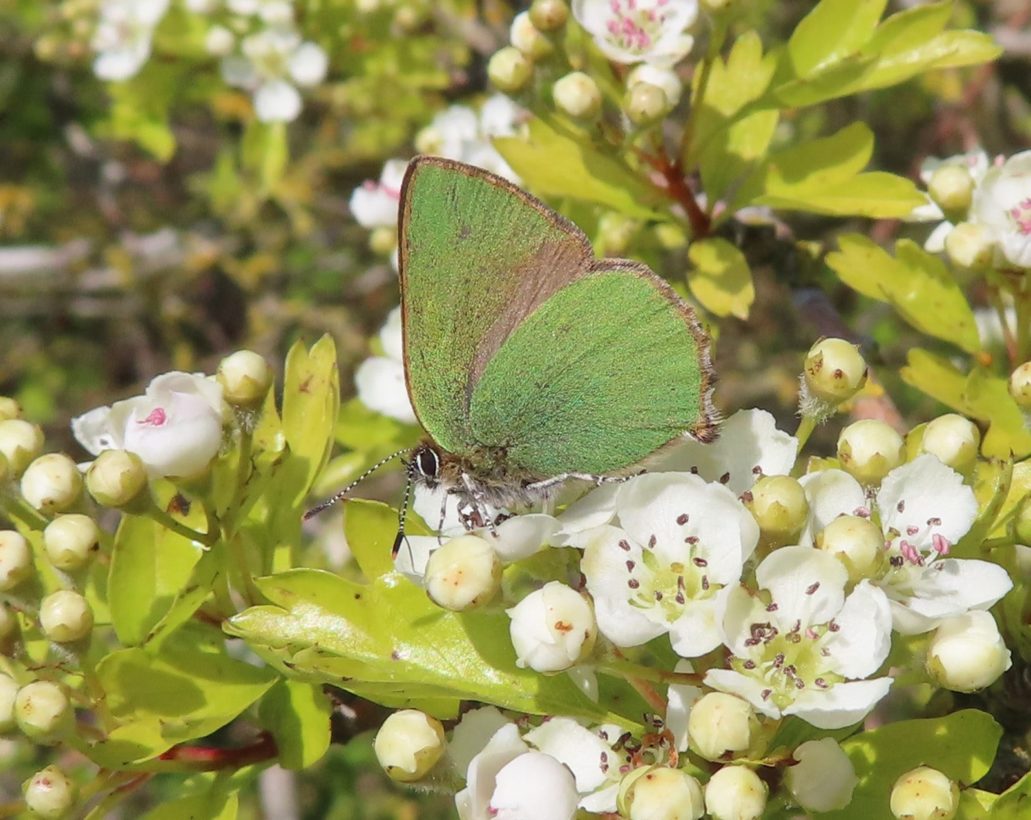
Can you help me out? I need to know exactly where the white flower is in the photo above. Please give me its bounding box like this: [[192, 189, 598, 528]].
[[92, 0, 170, 81], [354, 306, 417, 425], [416, 95, 525, 182], [220, 28, 327, 122], [705, 547, 894, 729], [627, 62, 683, 106], [970, 149, 1031, 268], [572, 0, 698, 66], [349, 159, 408, 229], [507, 582, 597, 673], [908, 150, 990, 251], [575, 472, 759, 658], [72, 372, 224, 479]]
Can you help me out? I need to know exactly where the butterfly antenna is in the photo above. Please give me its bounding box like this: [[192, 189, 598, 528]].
[[303, 447, 411, 521], [391, 459, 417, 558]]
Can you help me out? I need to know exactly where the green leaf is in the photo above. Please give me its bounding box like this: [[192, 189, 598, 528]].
[[826, 235, 980, 353], [108, 514, 206, 646], [787, 0, 886, 77], [819, 710, 1002, 820], [259, 679, 331, 770], [142, 789, 238, 820], [698, 110, 779, 207], [493, 118, 665, 220], [241, 121, 289, 194], [989, 767, 1031, 818], [227, 568, 644, 728], [344, 499, 404, 580], [687, 238, 754, 319]]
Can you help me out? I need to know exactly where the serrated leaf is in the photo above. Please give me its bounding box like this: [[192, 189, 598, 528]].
[[787, 0, 886, 77], [989, 460, 1031, 539], [227, 568, 644, 728], [687, 238, 754, 319], [989, 767, 1031, 818], [699, 109, 779, 206], [493, 118, 665, 220], [259, 679, 331, 770], [826, 236, 980, 352]]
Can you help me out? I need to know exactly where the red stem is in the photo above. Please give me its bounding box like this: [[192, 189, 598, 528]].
[[158, 731, 278, 771]]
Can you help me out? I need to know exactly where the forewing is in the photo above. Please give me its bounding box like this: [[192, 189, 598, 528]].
[[398, 157, 592, 453], [468, 266, 716, 476]]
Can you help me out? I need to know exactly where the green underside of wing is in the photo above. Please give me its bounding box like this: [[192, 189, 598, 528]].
[[468, 270, 706, 476]]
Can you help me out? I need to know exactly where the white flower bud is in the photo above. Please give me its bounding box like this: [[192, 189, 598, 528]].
[[687, 692, 760, 762], [625, 82, 669, 125], [488, 46, 534, 93], [510, 11, 554, 59], [0, 419, 44, 476], [704, 765, 768, 820], [20, 453, 83, 513], [944, 222, 994, 270], [918, 414, 980, 474], [507, 581, 597, 673], [1010, 361, 1031, 409], [23, 765, 76, 819], [205, 24, 235, 56], [928, 165, 974, 214], [491, 751, 579, 819], [784, 738, 857, 812], [803, 338, 868, 405], [374, 709, 446, 782], [86, 450, 148, 508], [926, 611, 1011, 693], [0, 397, 21, 422], [368, 225, 397, 257], [15, 681, 72, 742], [890, 766, 959, 820], [837, 419, 905, 485], [425, 535, 502, 611], [0, 673, 18, 732], [744, 475, 809, 547], [815, 515, 882, 581], [619, 765, 705, 820], [0, 530, 34, 592], [39, 590, 94, 643], [42, 514, 99, 571], [529, 0, 569, 31], [553, 72, 602, 120], [217, 350, 273, 407], [627, 63, 682, 106]]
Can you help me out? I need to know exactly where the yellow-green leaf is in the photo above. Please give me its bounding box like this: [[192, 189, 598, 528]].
[[787, 0, 886, 77], [687, 238, 754, 319]]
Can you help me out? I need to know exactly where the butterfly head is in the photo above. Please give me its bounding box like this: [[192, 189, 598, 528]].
[[409, 441, 443, 489]]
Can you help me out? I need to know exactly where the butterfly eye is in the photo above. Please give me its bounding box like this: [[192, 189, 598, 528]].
[[415, 446, 440, 479]]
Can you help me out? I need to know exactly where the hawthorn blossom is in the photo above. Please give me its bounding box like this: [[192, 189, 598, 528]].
[[572, 0, 698, 66], [354, 306, 416, 425], [92, 0, 170, 81], [72, 372, 224, 479], [910, 150, 989, 252], [349, 159, 408, 229], [970, 149, 1031, 268], [416, 95, 524, 182], [705, 547, 894, 729]]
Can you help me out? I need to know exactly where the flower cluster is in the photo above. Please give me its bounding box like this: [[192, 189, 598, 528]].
[[91, 0, 170, 81]]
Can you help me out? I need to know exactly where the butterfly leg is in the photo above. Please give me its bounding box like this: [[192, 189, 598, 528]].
[[459, 473, 500, 538], [526, 473, 633, 492]]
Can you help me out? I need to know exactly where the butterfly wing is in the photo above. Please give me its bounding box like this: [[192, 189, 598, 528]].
[[398, 157, 594, 455], [468, 262, 716, 476]]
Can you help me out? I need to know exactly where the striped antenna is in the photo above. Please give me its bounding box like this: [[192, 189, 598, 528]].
[[303, 447, 411, 521], [391, 458, 418, 558]]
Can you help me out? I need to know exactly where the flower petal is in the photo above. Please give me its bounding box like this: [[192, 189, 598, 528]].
[[877, 455, 977, 552], [824, 581, 892, 679], [798, 469, 867, 546], [703, 668, 782, 720], [783, 677, 892, 730], [756, 547, 847, 632]]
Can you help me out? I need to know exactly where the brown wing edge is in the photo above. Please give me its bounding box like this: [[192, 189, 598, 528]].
[[588, 256, 720, 445], [396, 155, 596, 431]]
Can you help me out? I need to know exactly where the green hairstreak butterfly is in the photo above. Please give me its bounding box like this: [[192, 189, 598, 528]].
[[308, 155, 717, 539]]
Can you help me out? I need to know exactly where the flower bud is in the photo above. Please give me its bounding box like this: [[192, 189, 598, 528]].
[[39, 590, 94, 643], [42, 514, 99, 571], [784, 738, 857, 812], [488, 46, 534, 93], [918, 414, 980, 474], [20, 453, 83, 514], [204, 24, 234, 56], [815, 515, 882, 580], [744, 475, 809, 548], [1010, 361, 1031, 410], [492, 751, 579, 818], [529, 0, 568, 31], [507, 581, 597, 673], [15, 681, 72, 742], [0, 419, 44, 476], [0, 397, 21, 422], [704, 765, 768, 820], [425, 535, 502, 611], [0, 673, 18, 732], [803, 338, 868, 405], [368, 225, 396, 256], [0, 530, 34, 591], [687, 692, 760, 762], [217, 350, 273, 407], [926, 611, 1011, 693], [374, 709, 446, 782], [619, 765, 705, 820], [890, 766, 958, 820], [553, 72, 602, 120], [510, 11, 554, 59], [928, 165, 974, 214], [944, 222, 994, 270], [23, 765, 76, 820], [624, 82, 669, 126], [627, 63, 682, 106], [86, 449, 148, 508], [837, 419, 905, 485]]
